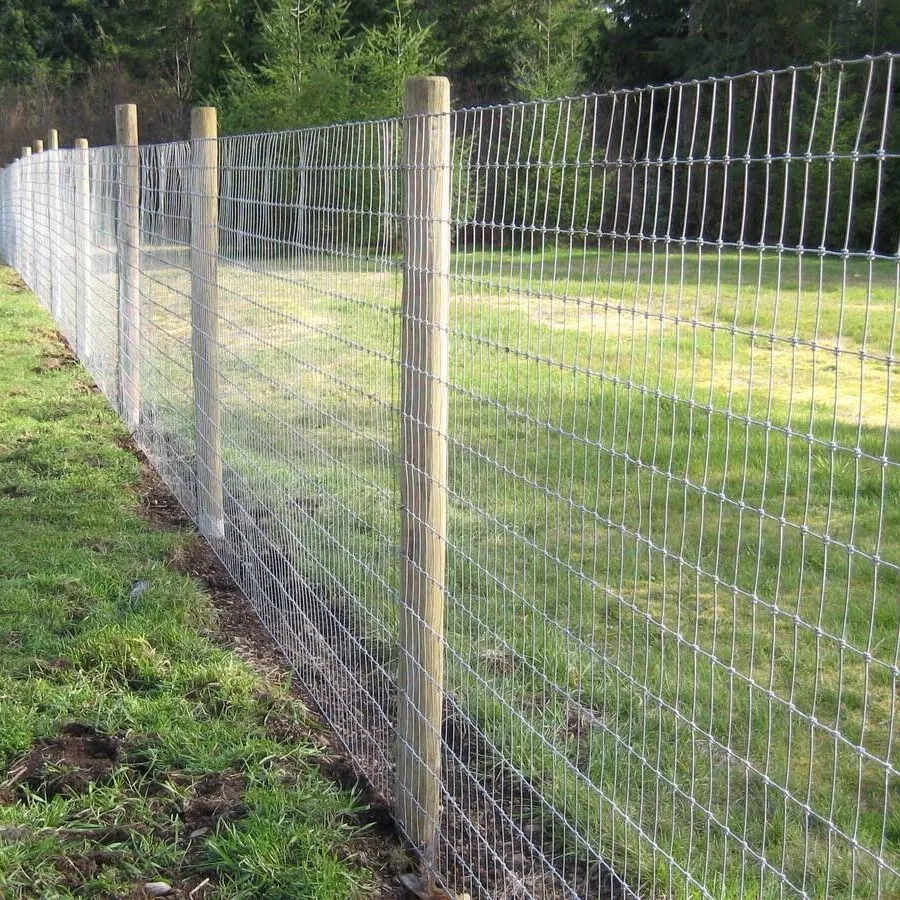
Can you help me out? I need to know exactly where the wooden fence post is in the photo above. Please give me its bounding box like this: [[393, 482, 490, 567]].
[[190, 106, 225, 542], [47, 128, 60, 320], [21, 146, 31, 287], [116, 104, 141, 430], [395, 75, 451, 860], [74, 139, 91, 361], [32, 140, 46, 307]]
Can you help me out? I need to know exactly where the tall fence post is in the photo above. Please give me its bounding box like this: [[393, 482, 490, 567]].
[[74, 139, 91, 361], [116, 104, 141, 430], [190, 106, 225, 542], [47, 128, 60, 321], [395, 76, 451, 861], [32, 140, 45, 306], [21, 146, 31, 287]]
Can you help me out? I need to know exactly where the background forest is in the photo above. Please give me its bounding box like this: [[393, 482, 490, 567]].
[[2, 0, 899, 251]]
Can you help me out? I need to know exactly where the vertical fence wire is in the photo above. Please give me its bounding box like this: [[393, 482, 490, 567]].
[[0, 52, 898, 900]]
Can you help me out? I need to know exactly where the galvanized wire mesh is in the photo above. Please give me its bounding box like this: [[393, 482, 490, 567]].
[[1, 52, 899, 900]]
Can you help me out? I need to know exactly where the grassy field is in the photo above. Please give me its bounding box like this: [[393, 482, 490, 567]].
[[124, 242, 900, 898], [0, 267, 380, 898]]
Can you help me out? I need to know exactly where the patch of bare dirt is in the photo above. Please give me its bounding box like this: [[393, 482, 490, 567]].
[[136, 462, 193, 530], [4, 723, 120, 799], [33, 337, 76, 374], [33, 355, 74, 373], [6, 274, 27, 293], [116, 434, 191, 532], [181, 771, 247, 834], [169, 540, 238, 594], [53, 848, 119, 882]]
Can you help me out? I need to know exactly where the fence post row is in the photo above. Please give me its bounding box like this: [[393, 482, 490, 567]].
[[395, 75, 452, 860], [189, 106, 225, 542], [116, 104, 141, 431], [74, 138, 91, 361]]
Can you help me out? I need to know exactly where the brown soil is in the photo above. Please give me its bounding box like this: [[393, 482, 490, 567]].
[[6, 274, 27, 292], [133, 465, 193, 532], [33, 354, 75, 374], [54, 848, 119, 882], [181, 771, 247, 833], [34, 335, 76, 374], [4, 723, 120, 799]]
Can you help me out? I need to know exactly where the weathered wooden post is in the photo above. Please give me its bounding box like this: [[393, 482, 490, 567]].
[[395, 76, 451, 861], [116, 104, 141, 430], [32, 140, 47, 306], [21, 146, 31, 287], [74, 139, 92, 360], [189, 106, 225, 542], [47, 128, 60, 321]]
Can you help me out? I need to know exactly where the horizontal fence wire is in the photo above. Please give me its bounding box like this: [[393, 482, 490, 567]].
[[1, 52, 899, 900]]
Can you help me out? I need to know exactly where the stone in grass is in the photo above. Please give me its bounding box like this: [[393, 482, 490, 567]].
[[129, 580, 151, 601], [143, 883, 174, 897]]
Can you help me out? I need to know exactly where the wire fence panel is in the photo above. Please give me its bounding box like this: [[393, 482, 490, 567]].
[[1, 53, 898, 900]]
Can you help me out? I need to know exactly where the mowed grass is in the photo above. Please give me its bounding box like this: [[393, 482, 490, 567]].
[[0, 267, 377, 898], [134, 243, 900, 898]]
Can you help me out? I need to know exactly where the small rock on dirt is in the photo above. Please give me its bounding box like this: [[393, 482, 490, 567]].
[[143, 883, 174, 897]]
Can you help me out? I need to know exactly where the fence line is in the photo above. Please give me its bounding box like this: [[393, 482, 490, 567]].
[[1, 53, 899, 899]]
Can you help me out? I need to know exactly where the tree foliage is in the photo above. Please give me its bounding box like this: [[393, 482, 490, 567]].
[[590, 0, 900, 89], [5, 0, 899, 129], [213, 0, 442, 132]]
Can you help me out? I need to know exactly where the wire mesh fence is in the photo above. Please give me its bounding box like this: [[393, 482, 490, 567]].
[[1, 53, 899, 900]]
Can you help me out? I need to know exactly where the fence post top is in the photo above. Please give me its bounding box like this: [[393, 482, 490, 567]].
[[115, 104, 139, 145], [404, 76, 451, 114], [404, 75, 450, 89], [33, 139, 44, 153], [47, 129, 59, 150], [191, 106, 218, 138], [74, 138, 89, 150], [21, 146, 31, 157]]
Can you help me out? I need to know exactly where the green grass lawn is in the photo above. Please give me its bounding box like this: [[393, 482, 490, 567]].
[[113, 242, 900, 898], [0, 266, 380, 898]]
